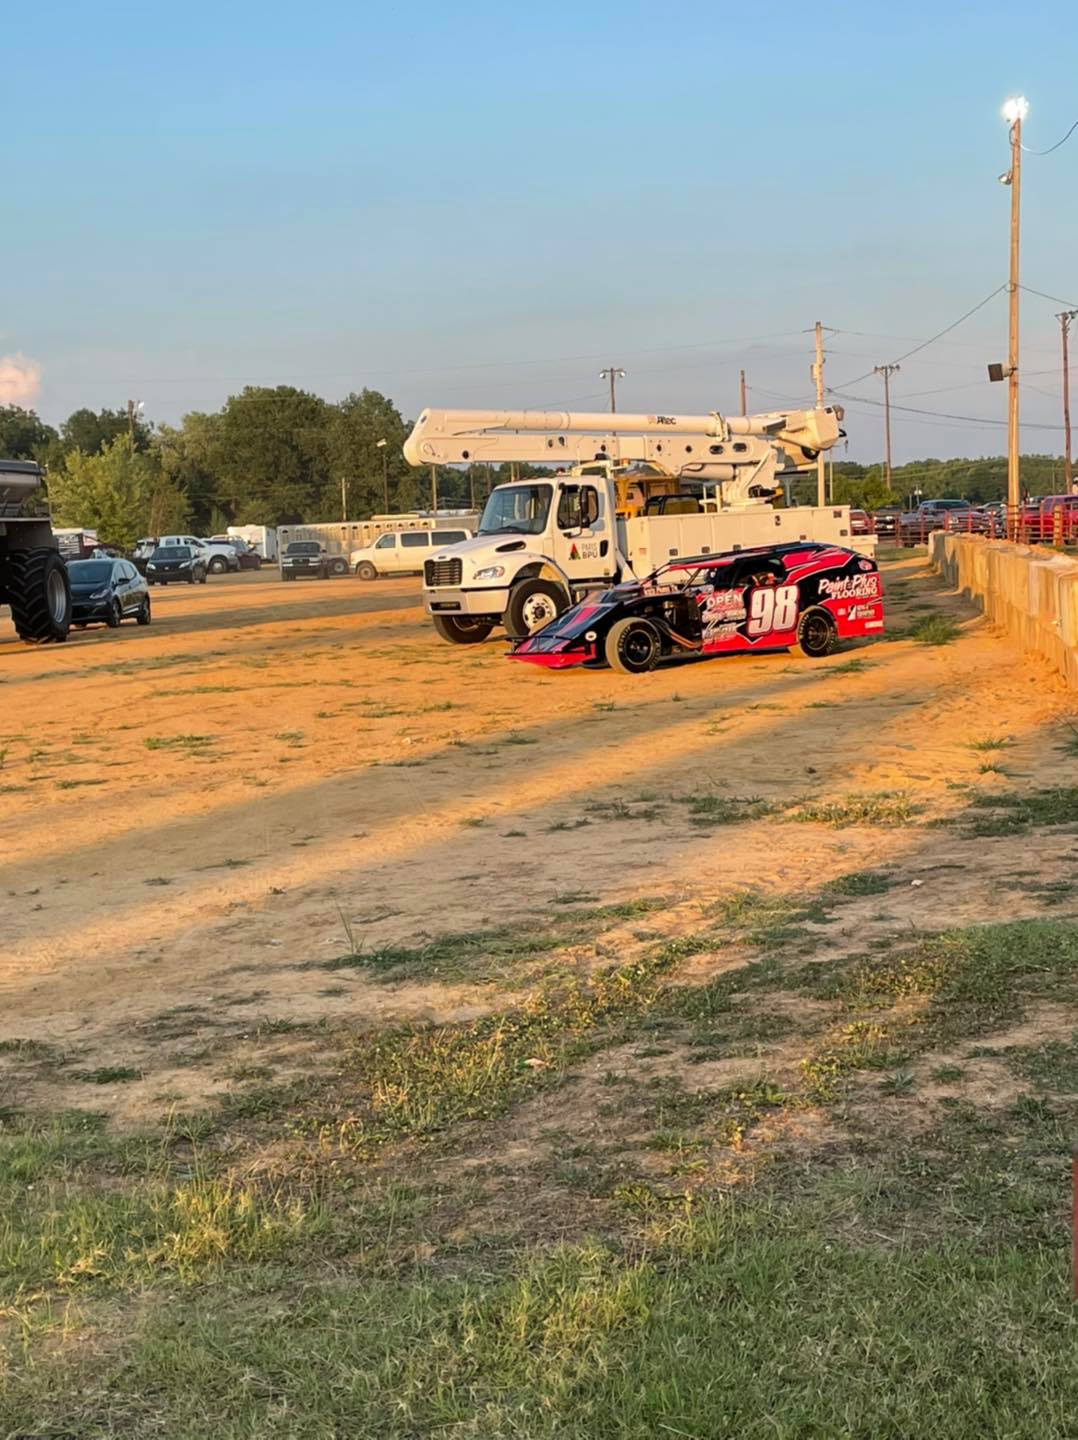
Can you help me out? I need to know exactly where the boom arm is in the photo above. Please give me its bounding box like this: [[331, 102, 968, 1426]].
[[403, 406, 845, 508]]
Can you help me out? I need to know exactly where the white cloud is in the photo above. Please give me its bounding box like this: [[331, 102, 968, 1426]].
[[0, 353, 42, 408]]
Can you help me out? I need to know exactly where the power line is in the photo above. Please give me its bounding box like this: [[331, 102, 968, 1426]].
[[1021, 284, 1078, 310], [828, 286, 1008, 391], [830, 387, 1067, 431], [1021, 118, 1078, 155]]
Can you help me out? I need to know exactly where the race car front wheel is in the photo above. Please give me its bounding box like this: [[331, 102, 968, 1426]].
[[794, 606, 837, 659], [606, 617, 661, 674]]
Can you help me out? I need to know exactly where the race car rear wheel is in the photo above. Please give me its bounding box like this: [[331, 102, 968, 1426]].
[[505, 579, 566, 639], [794, 606, 837, 658], [605, 617, 661, 674], [432, 615, 494, 644]]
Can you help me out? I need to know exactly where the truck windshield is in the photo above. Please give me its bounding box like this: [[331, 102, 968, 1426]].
[[478, 484, 552, 536]]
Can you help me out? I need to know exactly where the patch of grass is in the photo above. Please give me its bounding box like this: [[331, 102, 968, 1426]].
[[965, 786, 1078, 836], [676, 793, 774, 827], [502, 732, 538, 746], [69, 1066, 143, 1084], [56, 777, 107, 790], [545, 817, 592, 832], [930, 1065, 965, 1083], [786, 793, 921, 827], [910, 615, 959, 645], [821, 870, 895, 898], [967, 735, 1013, 752], [143, 735, 216, 753], [827, 658, 874, 675]]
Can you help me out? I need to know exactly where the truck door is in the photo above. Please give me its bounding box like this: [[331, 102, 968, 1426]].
[[550, 483, 612, 586]]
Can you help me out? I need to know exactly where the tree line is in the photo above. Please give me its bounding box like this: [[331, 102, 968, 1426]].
[[2, 390, 1071, 547], [0, 388, 516, 548]]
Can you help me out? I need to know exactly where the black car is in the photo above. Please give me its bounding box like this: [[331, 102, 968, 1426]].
[[146, 544, 209, 586], [281, 541, 330, 580], [68, 557, 151, 629]]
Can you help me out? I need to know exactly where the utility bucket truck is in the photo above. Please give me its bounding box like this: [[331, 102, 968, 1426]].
[[404, 405, 871, 644], [0, 460, 71, 644]]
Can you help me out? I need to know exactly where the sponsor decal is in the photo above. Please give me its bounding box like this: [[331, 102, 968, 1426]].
[[698, 588, 747, 621], [819, 574, 882, 601], [647, 414, 677, 425], [569, 541, 599, 561], [848, 602, 879, 620], [858, 559, 873, 571]]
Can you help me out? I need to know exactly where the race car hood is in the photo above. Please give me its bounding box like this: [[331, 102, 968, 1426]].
[[510, 583, 641, 661]]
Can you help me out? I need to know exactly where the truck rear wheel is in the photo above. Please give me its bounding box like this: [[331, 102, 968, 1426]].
[[505, 579, 566, 639], [605, 617, 661, 674], [432, 615, 494, 644], [4, 548, 71, 643], [794, 607, 837, 658]]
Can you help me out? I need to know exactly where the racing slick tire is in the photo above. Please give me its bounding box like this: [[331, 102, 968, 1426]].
[[794, 606, 837, 659], [505, 579, 566, 639], [355, 562, 378, 581], [432, 615, 494, 644], [605, 617, 662, 674], [3, 548, 71, 643]]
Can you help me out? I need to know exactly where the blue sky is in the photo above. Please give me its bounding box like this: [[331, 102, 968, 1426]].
[[6, 0, 1076, 464]]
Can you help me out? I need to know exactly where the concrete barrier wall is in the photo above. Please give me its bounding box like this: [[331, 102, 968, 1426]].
[[929, 533, 1078, 687]]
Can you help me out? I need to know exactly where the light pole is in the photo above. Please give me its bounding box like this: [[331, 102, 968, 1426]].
[[376, 439, 389, 512], [1002, 96, 1028, 517], [599, 366, 625, 413], [127, 398, 144, 444]]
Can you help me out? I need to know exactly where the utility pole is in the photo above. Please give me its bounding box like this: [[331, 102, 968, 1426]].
[[739, 369, 747, 415], [811, 322, 826, 504], [340, 475, 348, 523], [430, 465, 438, 515], [1058, 311, 1078, 492], [600, 366, 625, 413], [1003, 99, 1026, 515], [127, 398, 142, 444], [873, 364, 901, 488]]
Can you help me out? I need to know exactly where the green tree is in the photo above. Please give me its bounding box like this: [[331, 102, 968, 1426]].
[[49, 436, 187, 547], [0, 405, 58, 460], [155, 413, 226, 533], [61, 406, 152, 456], [213, 387, 331, 524], [329, 390, 410, 518]]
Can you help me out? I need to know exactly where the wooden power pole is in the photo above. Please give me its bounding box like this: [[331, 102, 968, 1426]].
[[1059, 310, 1078, 492], [738, 369, 747, 415], [873, 364, 901, 487], [600, 366, 625, 413], [811, 322, 826, 504], [1005, 107, 1023, 511]]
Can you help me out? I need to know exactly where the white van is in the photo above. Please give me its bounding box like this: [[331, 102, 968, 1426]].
[[350, 526, 472, 580]]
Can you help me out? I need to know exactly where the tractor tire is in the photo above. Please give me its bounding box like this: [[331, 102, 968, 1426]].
[[432, 615, 494, 645], [356, 562, 378, 581], [505, 579, 566, 639], [605, 617, 662, 674], [793, 606, 837, 659], [137, 596, 152, 626], [3, 548, 71, 643]]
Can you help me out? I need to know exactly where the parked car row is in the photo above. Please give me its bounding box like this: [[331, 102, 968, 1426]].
[[132, 534, 263, 575]]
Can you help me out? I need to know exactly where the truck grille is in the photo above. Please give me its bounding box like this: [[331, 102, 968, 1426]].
[[425, 558, 462, 587]]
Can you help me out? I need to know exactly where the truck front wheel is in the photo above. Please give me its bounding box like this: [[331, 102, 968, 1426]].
[[3, 548, 71, 643], [505, 579, 566, 639], [432, 615, 494, 644]]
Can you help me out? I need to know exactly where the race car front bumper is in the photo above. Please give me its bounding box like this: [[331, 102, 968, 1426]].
[[424, 586, 508, 618]]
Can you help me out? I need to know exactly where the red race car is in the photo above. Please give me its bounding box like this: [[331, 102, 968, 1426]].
[[510, 542, 884, 674]]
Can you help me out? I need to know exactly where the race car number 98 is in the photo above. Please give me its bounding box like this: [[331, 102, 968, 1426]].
[[746, 584, 798, 636]]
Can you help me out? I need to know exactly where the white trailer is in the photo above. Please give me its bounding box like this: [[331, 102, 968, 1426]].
[[226, 524, 278, 562], [403, 405, 874, 643]]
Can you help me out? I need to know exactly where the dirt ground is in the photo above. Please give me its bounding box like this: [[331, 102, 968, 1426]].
[[1, 557, 1074, 1125]]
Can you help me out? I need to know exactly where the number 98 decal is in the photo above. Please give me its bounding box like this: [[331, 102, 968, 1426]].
[[746, 584, 799, 636]]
